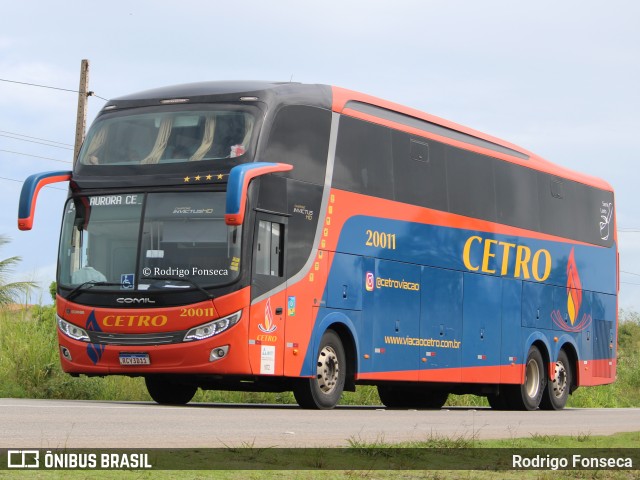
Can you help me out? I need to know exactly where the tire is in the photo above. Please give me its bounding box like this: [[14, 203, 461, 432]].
[[377, 385, 411, 408], [540, 349, 572, 411], [378, 385, 448, 409], [145, 376, 197, 405], [505, 345, 546, 411], [294, 330, 346, 409]]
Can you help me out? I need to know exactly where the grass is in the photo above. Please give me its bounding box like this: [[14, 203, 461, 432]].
[[1, 306, 639, 410]]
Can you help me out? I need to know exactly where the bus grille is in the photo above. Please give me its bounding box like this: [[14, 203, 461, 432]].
[[87, 330, 187, 345]]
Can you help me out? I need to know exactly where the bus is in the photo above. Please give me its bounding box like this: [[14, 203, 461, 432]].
[[18, 81, 618, 410]]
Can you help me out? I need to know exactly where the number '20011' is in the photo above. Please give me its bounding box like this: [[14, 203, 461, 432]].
[[180, 307, 216, 317], [365, 230, 397, 250]]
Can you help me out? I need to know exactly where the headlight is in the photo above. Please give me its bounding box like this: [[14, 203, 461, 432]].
[[183, 310, 242, 342], [57, 316, 90, 342]]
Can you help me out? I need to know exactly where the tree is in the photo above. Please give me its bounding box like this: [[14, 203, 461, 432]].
[[49, 281, 57, 303], [0, 235, 38, 306]]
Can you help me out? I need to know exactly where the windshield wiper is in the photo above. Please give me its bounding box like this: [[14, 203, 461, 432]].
[[142, 276, 213, 300], [66, 281, 124, 301]]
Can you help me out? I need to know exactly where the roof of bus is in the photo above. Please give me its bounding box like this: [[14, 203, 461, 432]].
[[106, 81, 612, 192]]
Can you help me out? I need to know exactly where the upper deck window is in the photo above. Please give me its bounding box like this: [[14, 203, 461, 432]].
[[78, 106, 255, 166]]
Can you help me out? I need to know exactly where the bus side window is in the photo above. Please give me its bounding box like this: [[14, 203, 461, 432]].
[[256, 220, 284, 277], [410, 139, 429, 162]]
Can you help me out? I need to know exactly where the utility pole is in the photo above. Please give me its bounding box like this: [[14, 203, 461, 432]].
[[73, 59, 90, 165]]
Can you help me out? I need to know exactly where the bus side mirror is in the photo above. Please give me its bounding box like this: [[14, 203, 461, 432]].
[[225, 162, 293, 226], [18, 171, 72, 231]]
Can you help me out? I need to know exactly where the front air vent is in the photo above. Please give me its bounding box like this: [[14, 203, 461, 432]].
[[88, 330, 187, 345]]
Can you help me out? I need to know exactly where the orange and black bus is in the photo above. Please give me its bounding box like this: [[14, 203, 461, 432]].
[[19, 81, 618, 410]]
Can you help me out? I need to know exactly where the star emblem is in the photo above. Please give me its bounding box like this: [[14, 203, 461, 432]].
[[194, 175, 201, 181], [205, 174, 212, 180], [184, 176, 190, 182], [217, 174, 224, 180]]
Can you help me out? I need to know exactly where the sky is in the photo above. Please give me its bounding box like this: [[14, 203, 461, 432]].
[[1, 0, 639, 310]]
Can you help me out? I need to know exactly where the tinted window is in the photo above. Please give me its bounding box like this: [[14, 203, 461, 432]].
[[538, 175, 575, 239], [255, 220, 283, 277], [78, 108, 255, 166], [392, 132, 447, 210], [263, 105, 331, 185], [333, 115, 613, 247], [494, 160, 540, 231], [334, 116, 394, 199], [568, 181, 614, 246], [446, 146, 496, 222]]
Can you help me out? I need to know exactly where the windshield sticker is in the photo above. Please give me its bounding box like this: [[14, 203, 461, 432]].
[[230, 257, 240, 272], [120, 273, 135, 289]]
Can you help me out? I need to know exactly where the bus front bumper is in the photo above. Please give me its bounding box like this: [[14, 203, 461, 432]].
[[56, 326, 251, 376]]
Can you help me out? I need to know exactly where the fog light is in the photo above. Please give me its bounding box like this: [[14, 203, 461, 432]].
[[210, 345, 229, 362], [60, 346, 72, 361]]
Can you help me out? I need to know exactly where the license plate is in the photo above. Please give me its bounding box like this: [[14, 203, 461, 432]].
[[119, 353, 150, 365]]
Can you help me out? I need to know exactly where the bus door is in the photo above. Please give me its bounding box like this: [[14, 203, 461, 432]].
[[371, 259, 421, 378], [419, 267, 463, 382], [249, 213, 288, 377]]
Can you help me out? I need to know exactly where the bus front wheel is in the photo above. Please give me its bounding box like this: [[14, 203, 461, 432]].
[[294, 330, 346, 410], [145, 376, 197, 405]]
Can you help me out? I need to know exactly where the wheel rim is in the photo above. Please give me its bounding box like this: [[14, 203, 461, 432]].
[[316, 345, 340, 394], [525, 358, 541, 398], [550, 361, 568, 399]]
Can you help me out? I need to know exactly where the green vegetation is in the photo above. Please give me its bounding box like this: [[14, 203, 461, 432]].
[[0, 235, 37, 306], [1, 305, 639, 409]]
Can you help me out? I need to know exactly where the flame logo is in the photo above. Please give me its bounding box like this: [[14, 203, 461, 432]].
[[552, 248, 591, 333], [566, 248, 582, 325], [258, 298, 277, 333]]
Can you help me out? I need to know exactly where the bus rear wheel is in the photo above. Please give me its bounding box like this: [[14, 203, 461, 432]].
[[505, 345, 546, 411], [540, 350, 572, 410], [294, 330, 346, 409], [145, 376, 197, 405]]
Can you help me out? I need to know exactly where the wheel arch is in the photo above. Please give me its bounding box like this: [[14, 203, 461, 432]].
[[524, 332, 552, 371], [313, 311, 359, 392]]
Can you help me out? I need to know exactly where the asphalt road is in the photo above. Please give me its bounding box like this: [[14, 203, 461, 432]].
[[1, 398, 639, 448]]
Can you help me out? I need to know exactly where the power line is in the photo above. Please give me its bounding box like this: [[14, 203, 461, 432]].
[[0, 133, 74, 150], [0, 149, 72, 164], [0, 77, 108, 101], [0, 130, 73, 147], [621, 270, 640, 277]]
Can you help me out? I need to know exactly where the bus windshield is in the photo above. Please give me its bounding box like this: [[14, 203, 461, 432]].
[[77, 107, 255, 166], [58, 192, 242, 292]]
